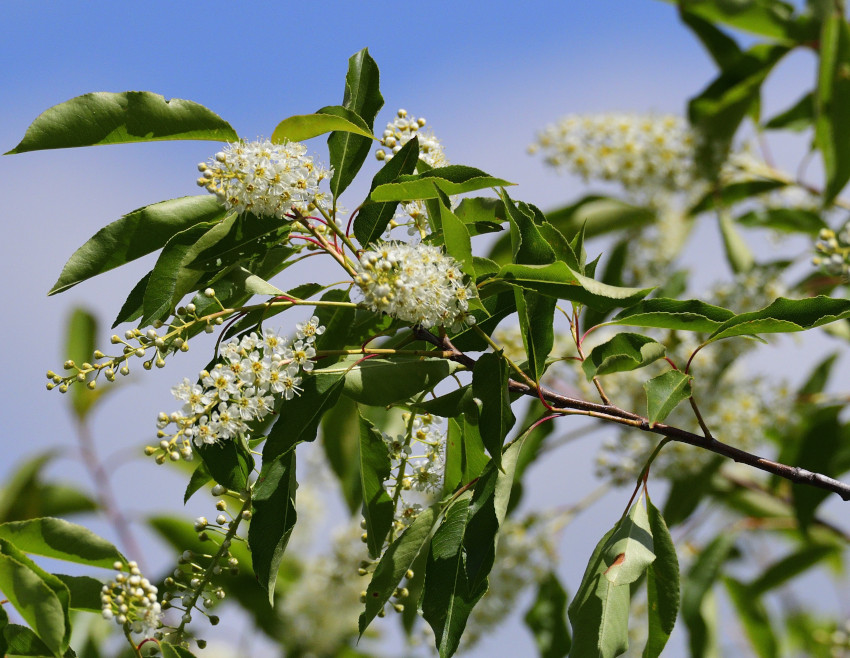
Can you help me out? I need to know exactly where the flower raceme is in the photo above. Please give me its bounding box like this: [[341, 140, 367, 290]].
[[353, 242, 477, 331], [155, 320, 325, 455], [197, 139, 332, 219], [101, 561, 162, 638]]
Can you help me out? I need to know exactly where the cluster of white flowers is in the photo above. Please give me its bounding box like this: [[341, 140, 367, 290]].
[[376, 108, 447, 168], [197, 139, 332, 219], [530, 113, 700, 193], [101, 561, 162, 637], [354, 242, 477, 330], [156, 319, 325, 450], [383, 414, 445, 530], [813, 225, 850, 276]]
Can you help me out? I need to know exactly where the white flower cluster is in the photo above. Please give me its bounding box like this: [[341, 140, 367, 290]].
[[101, 561, 162, 637], [530, 113, 699, 193], [157, 319, 325, 449], [814, 226, 850, 276], [354, 242, 477, 330], [376, 108, 447, 168], [197, 139, 332, 219]]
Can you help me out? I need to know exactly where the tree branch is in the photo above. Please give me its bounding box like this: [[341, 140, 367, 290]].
[[413, 327, 850, 502]]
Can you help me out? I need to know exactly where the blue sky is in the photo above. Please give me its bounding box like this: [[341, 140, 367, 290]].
[[0, 2, 842, 656]]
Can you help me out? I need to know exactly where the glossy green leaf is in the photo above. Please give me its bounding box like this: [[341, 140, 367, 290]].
[[320, 394, 362, 513], [49, 196, 226, 295], [413, 385, 474, 418], [567, 527, 628, 658], [64, 307, 112, 419], [0, 542, 68, 656], [582, 333, 666, 380], [421, 494, 488, 658], [736, 207, 827, 234], [271, 112, 375, 143], [7, 91, 237, 154], [503, 189, 557, 266], [608, 298, 734, 333], [515, 288, 556, 382], [488, 261, 652, 313], [359, 505, 438, 633], [581, 238, 630, 330], [249, 449, 297, 604], [644, 370, 693, 426], [791, 406, 843, 530], [314, 356, 461, 406], [681, 533, 737, 658], [707, 295, 850, 342], [603, 497, 656, 587], [445, 414, 489, 492], [54, 574, 104, 612], [463, 437, 526, 591], [359, 413, 393, 559], [441, 202, 476, 282], [161, 643, 199, 658], [453, 196, 507, 235], [680, 7, 743, 70], [472, 352, 515, 468], [524, 571, 571, 658], [141, 213, 237, 324], [263, 371, 345, 461], [643, 500, 679, 658], [669, 0, 800, 43], [718, 210, 754, 273], [326, 48, 384, 198], [353, 136, 420, 246], [689, 43, 790, 177], [3, 623, 69, 657], [545, 196, 656, 240], [370, 165, 513, 202], [0, 518, 123, 568], [724, 578, 778, 658], [195, 434, 253, 493], [815, 14, 850, 205], [763, 91, 814, 131]]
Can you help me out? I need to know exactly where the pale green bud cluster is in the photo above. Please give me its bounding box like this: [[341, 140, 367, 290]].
[[101, 561, 162, 637], [813, 226, 850, 276]]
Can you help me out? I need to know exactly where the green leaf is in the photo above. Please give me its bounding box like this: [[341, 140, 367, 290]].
[[736, 207, 827, 234], [644, 370, 693, 426], [582, 333, 666, 380], [544, 195, 656, 240], [602, 497, 656, 587], [314, 356, 461, 407], [359, 505, 438, 633], [746, 543, 839, 597], [472, 352, 516, 468], [515, 289, 556, 382], [763, 91, 814, 131], [421, 495, 488, 658], [672, 0, 800, 43], [183, 463, 212, 505], [195, 434, 253, 493], [524, 572, 571, 658], [7, 91, 237, 154], [815, 13, 850, 205], [249, 449, 297, 604], [359, 413, 393, 559], [581, 238, 630, 330], [141, 213, 237, 325], [54, 574, 104, 612], [3, 623, 70, 657], [0, 518, 123, 569], [689, 43, 790, 177], [353, 136, 420, 246], [489, 261, 652, 313], [643, 500, 679, 658], [502, 190, 557, 266], [370, 165, 514, 202], [791, 406, 843, 530], [320, 394, 362, 514], [681, 533, 737, 658], [263, 372, 345, 461], [453, 197, 507, 235], [680, 7, 743, 70], [463, 438, 526, 591], [413, 385, 474, 418], [49, 196, 226, 295], [689, 179, 787, 215], [799, 352, 840, 397], [723, 578, 778, 658], [64, 308, 110, 419], [718, 210, 755, 273], [445, 415, 489, 492], [608, 298, 735, 333], [271, 113, 375, 143], [567, 529, 628, 657], [326, 48, 384, 198], [0, 541, 68, 656], [707, 295, 850, 342], [440, 203, 476, 280]]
